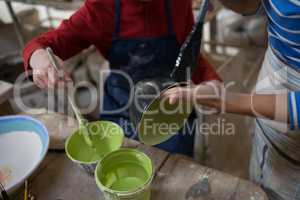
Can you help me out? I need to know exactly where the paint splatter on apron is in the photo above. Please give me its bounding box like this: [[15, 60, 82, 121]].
[[251, 47, 300, 200]]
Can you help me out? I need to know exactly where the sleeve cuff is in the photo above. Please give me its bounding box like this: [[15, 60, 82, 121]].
[[288, 91, 300, 130]]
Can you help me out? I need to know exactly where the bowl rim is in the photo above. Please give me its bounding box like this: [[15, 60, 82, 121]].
[[0, 115, 49, 193]]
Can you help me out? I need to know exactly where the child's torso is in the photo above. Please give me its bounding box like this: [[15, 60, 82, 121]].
[[263, 0, 300, 69]]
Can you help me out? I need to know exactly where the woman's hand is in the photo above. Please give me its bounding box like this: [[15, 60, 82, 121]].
[[30, 49, 72, 89]]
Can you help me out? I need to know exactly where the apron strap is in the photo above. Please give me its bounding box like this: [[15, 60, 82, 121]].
[[113, 0, 121, 39], [113, 0, 175, 39], [165, 0, 174, 35]]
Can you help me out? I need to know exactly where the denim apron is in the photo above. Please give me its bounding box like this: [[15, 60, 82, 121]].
[[99, 0, 196, 157]]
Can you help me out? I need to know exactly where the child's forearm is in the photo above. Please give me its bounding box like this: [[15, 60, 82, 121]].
[[162, 84, 289, 124], [197, 92, 289, 123]]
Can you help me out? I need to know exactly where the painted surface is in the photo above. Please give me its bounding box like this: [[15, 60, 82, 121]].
[[138, 96, 193, 146]]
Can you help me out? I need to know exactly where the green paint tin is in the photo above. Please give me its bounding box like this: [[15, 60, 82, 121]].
[[65, 121, 154, 200], [95, 149, 153, 200], [65, 121, 124, 176]]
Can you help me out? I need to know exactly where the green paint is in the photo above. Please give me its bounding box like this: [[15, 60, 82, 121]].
[[65, 121, 124, 164], [95, 149, 153, 200], [111, 177, 145, 191], [138, 95, 193, 146], [103, 163, 148, 191], [78, 124, 94, 148]]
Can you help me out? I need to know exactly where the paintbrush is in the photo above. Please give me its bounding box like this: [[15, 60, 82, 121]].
[[46, 47, 94, 147]]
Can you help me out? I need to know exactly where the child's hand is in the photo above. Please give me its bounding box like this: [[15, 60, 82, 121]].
[[162, 80, 223, 106], [162, 85, 195, 105]]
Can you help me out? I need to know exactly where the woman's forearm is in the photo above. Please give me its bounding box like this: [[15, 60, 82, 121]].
[[218, 0, 261, 14]]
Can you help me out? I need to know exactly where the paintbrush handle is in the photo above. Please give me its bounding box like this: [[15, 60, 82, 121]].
[[67, 96, 87, 126], [45, 47, 64, 80], [46, 47, 93, 146], [45, 48, 85, 124]]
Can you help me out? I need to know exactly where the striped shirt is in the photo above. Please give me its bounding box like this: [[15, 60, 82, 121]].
[[288, 91, 300, 129], [262, 0, 300, 130], [263, 0, 300, 69]]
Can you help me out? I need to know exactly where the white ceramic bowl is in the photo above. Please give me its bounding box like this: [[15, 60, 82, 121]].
[[0, 115, 49, 194]]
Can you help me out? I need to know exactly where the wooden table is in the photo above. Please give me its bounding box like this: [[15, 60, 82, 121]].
[[13, 114, 268, 200]]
